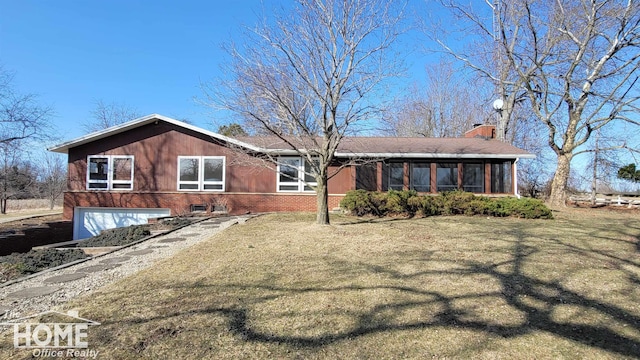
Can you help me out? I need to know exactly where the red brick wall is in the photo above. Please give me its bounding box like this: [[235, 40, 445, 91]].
[[62, 192, 345, 220], [464, 125, 496, 139]]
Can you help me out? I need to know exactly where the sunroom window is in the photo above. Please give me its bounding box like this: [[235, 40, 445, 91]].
[[178, 156, 225, 191], [491, 161, 512, 193], [277, 156, 317, 192], [87, 155, 134, 190], [410, 162, 430, 192], [388, 162, 404, 190], [463, 163, 484, 193], [436, 163, 458, 192]]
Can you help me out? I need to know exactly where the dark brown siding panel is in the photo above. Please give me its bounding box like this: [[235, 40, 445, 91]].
[[226, 157, 275, 193], [67, 123, 279, 193], [327, 165, 353, 194], [430, 163, 437, 194], [484, 162, 492, 193]]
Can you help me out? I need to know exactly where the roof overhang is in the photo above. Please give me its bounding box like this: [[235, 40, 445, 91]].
[[334, 152, 536, 159], [48, 114, 263, 154]]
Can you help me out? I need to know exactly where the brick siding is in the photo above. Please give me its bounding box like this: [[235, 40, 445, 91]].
[[63, 192, 345, 220]]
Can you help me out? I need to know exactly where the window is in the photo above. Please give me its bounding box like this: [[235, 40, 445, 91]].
[[203, 157, 225, 190], [277, 156, 317, 192], [87, 155, 134, 190], [436, 163, 458, 192], [410, 162, 430, 192], [178, 156, 225, 191], [388, 162, 404, 190], [463, 163, 484, 193], [491, 161, 512, 193]]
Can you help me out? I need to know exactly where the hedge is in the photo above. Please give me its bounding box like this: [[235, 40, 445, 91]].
[[340, 190, 552, 219]]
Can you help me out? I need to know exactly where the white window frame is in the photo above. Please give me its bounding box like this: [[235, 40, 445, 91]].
[[87, 155, 134, 191], [177, 156, 225, 192], [277, 156, 317, 192]]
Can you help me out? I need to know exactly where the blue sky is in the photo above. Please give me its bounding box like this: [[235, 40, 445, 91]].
[[0, 0, 434, 145], [0, 1, 297, 140]]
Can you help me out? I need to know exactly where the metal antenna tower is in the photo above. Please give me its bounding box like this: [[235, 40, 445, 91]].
[[487, 0, 506, 140]]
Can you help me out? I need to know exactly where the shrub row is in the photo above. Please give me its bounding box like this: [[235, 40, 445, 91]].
[[340, 190, 553, 219]]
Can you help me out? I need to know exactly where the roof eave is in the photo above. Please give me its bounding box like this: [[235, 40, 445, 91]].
[[47, 114, 262, 154], [334, 152, 536, 159]]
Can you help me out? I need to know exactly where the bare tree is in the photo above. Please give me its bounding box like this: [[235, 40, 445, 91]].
[[206, 0, 406, 224], [430, 1, 530, 142], [0, 66, 53, 146], [384, 62, 489, 137], [437, 0, 640, 207], [0, 142, 38, 214], [39, 152, 67, 210], [82, 99, 141, 132]]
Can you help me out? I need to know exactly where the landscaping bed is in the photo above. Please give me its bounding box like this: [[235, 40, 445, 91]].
[[0, 217, 201, 283], [0, 248, 89, 282]]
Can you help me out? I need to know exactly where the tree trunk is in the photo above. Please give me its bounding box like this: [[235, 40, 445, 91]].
[[548, 153, 572, 208], [316, 175, 330, 225]]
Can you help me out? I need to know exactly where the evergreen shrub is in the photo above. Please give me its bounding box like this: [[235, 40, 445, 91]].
[[340, 190, 552, 219]]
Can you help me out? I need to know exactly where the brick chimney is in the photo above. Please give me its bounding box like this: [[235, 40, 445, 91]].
[[464, 124, 496, 139]]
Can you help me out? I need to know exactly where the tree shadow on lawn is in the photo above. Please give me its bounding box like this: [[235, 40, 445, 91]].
[[212, 263, 639, 356], [96, 224, 640, 358]]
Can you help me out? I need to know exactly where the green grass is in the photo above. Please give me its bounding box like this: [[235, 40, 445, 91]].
[[1, 209, 639, 359]]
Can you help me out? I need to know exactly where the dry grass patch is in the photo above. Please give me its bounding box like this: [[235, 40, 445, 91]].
[[1, 209, 639, 359], [4, 198, 62, 212]]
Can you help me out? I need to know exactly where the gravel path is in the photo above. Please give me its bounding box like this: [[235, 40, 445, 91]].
[[0, 215, 253, 321]]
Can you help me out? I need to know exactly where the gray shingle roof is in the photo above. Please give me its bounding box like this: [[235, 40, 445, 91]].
[[239, 136, 535, 159], [49, 114, 534, 159]]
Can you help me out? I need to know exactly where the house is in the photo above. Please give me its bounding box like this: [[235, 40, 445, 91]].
[[49, 114, 534, 239]]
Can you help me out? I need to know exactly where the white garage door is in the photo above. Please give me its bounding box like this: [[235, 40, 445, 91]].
[[73, 207, 171, 240]]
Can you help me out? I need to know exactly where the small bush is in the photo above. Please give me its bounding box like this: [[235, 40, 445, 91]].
[[159, 217, 193, 228], [466, 197, 493, 216], [439, 191, 478, 215], [340, 190, 553, 219], [340, 190, 421, 217], [489, 197, 553, 219], [407, 195, 440, 217], [383, 190, 418, 215], [340, 189, 376, 216]]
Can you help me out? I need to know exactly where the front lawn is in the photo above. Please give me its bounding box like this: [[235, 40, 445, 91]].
[[2, 209, 639, 359]]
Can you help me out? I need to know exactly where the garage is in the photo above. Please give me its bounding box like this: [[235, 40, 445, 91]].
[[73, 207, 171, 240]]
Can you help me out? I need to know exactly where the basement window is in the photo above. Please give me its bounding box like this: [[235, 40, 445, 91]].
[[87, 155, 134, 190]]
